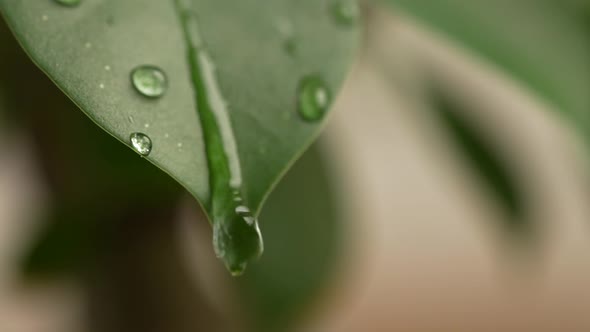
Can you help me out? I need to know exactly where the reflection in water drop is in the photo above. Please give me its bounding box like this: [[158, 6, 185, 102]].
[[130, 133, 152, 156], [131, 65, 168, 98], [297, 75, 332, 122]]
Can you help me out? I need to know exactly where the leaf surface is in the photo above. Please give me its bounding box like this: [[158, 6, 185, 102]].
[[0, 0, 358, 272]]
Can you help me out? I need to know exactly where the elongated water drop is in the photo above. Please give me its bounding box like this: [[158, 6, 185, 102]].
[[131, 65, 168, 98], [213, 199, 263, 276], [54, 0, 81, 7], [331, 0, 359, 27], [130, 133, 152, 156], [297, 75, 332, 122], [174, 1, 263, 275]]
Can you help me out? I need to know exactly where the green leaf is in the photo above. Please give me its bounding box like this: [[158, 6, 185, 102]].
[[237, 142, 342, 332], [0, 0, 358, 272], [380, 0, 590, 132]]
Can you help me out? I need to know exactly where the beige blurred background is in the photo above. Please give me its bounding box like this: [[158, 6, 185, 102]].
[[2, 9, 590, 332]]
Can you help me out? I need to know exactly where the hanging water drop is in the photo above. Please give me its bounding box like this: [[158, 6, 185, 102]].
[[173, 0, 263, 276], [212, 195, 263, 276], [297, 75, 332, 122], [131, 65, 168, 98], [331, 0, 359, 27], [130, 133, 152, 156], [54, 0, 81, 7]]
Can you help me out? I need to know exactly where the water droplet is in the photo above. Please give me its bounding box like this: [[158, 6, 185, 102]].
[[177, 142, 183, 148], [131, 65, 168, 98], [130, 133, 152, 156], [275, 18, 297, 57], [331, 0, 359, 27], [99, 83, 105, 89], [41, 15, 49, 21], [297, 75, 331, 122], [54, 0, 81, 7], [174, 3, 264, 276], [213, 197, 263, 276], [104, 65, 111, 71], [283, 38, 297, 57], [144, 123, 150, 129], [275, 17, 293, 36], [164, 133, 170, 138], [84, 42, 92, 49]]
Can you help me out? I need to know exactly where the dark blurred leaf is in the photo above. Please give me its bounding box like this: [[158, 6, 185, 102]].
[[236, 142, 342, 332], [21, 205, 107, 278], [381, 0, 590, 138], [430, 87, 530, 234]]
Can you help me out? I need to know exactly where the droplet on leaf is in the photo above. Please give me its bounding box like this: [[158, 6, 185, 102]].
[[297, 75, 332, 122], [130, 132, 152, 156], [131, 65, 168, 98]]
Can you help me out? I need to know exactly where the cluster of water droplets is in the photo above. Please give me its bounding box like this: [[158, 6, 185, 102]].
[[51, 0, 358, 275]]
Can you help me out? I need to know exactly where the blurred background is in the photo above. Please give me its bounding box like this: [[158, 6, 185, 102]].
[[2, 1, 590, 331]]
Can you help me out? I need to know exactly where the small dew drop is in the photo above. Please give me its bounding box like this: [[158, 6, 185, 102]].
[[331, 0, 359, 27], [144, 123, 150, 129], [130, 133, 152, 156], [99, 83, 105, 89], [297, 75, 332, 122], [177, 142, 183, 148], [104, 65, 111, 71], [275, 18, 293, 36], [164, 133, 170, 138], [283, 38, 297, 57], [54, 0, 81, 7], [84, 42, 92, 49], [131, 65, 168, 98], [41, 15, 49, 21]]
